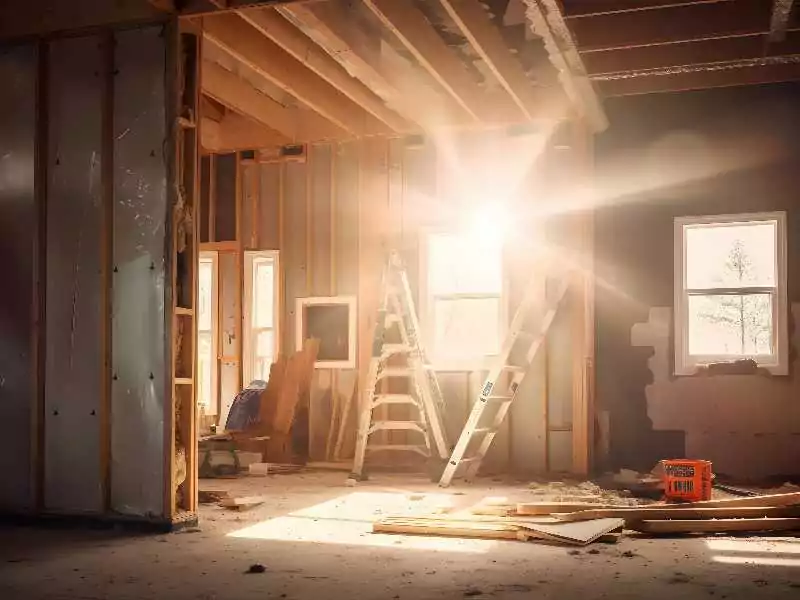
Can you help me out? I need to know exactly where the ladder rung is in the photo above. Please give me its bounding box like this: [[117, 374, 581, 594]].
[[367, 445, 429, 456], [370, 421, 425, 434], [484, 395, 512, 402], [503, 365, 526, 373], [385, 314, 402, 325], [472, 427, 498, 435], [382, 343, 412, 355], [455, 457, 481, 464], [373, 394, 418, 407], [377, 367, 414, 379]]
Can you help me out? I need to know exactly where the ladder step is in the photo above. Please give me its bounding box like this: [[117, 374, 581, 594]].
[[367, 445, 429, 457], [503, 365, 526, 373], [484, 394, 513, 403], [455, 456, 481, 464], [373, 394, 418, 407], [472, 427, 498, 435], [381, 343, 412, 356], [385, 314, 403, 325], [377, 367, 414, 379], [370, 421, 425, 434]]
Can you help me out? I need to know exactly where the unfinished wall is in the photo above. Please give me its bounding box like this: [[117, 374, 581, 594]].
[[226, 128, 583, 474], [0, 20, 180, 520], [0, 43, 37, 512], [595, 83, 800, 480]]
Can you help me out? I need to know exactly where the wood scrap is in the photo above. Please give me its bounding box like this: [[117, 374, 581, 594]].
[[515, 518, 625, 546], [662, 491, 800, 509], [374, 517, 520, 541], [516, 502, 620, 516], [219, 495, 267, 511], [630, 517, 800, 535], [554, 505, 800, 523], [198, 489, 231, 504]]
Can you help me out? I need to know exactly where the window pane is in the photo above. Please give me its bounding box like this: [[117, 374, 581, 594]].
[[685, 221, 776, 289], [688, 294, 773, 357], [253, 260, 274, 328], [197, 331, 215, 413], [198, 259, 214, 331], [433, 297, 500, 360], [253, 330, 274, 381], [428, 233, 502, 295]]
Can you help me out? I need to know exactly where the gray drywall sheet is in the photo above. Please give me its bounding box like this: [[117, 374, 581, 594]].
[[111, 25, 168, 518], [0, 43, 37, 511], [44, 36, 104, 513]]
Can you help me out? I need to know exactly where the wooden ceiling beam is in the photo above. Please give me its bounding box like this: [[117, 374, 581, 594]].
[[202, 60, 345, 142], [238, 7, 410, 132], [570, 0, 774, 51], [202, 13, 387, 136], [769, 0, 796, 41], [583, 30, 800, 74], [361, 0, 499, 122], [596, 60, 800, 95], [201, 113, 286, 152], [437, 0, 551, 120], [562, 0, 734, 18], [279, 1, 471, 128]]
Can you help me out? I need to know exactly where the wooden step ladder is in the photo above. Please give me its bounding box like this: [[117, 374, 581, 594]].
[[350, 252, 449, 480], [438, 267, 569, 487]]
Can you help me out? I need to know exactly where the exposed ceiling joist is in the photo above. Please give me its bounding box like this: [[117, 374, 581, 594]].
[[523, 0, 607, 131], [279, 1, 468, 128], [436, 0, 551, 120], [562, 0, 734, 18], [238, 7, 410, 132], [570, 1, 772, 51], [583, 30, 800, 74], [769, 0, 796, 41], [360, 0, 493, 122], [597, 59, 800, 95], [202, 60, 345, 142], [201, 113, 286, 152], [203, 13, 386, 136]]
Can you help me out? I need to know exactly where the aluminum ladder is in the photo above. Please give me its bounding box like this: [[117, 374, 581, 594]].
[[438, 267, 569, 487], [350, 252, 450, 480]]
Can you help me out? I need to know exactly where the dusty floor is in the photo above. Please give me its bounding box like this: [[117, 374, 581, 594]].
[[1, 471, 799, 599]]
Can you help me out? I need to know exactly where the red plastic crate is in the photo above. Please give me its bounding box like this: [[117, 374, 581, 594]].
[[662, 459, 712, 502]]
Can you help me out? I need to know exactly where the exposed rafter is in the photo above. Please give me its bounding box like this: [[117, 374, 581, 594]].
[[360, 0, 492, 122], [238, 7, 410, 132], [279, 1, 469, 128], [562, 0, 734, 18], [436, 0, 553, 120], [201, 112, 286, 152], [769, 0, 796, 41], [523, 0, 607, 131], [202, 60, 345, 142], [203, 13, 386, 136]]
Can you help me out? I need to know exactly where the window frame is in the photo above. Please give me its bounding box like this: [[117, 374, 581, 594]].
[[197, 251, 219, 416], [419, 229, 508, 371], [295, 295, 358, 369], [673, 211, 788, 376], [243, 250, 281, 385]]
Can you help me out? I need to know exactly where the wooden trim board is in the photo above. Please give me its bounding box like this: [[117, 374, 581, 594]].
[[631, 517, 800, 535], [555, 505, 800, 523]]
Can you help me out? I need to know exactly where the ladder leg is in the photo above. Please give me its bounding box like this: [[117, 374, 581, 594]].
[[350, 394, 372, 479], [439, 395, 490, 487], [462, 399, 514, 481]]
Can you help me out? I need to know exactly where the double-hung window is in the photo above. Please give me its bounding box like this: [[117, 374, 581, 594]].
[[243, 251, 280, 384], [674, 212, 788, 375], [197, 252, 218, 414], [423, 232, 505, 369]]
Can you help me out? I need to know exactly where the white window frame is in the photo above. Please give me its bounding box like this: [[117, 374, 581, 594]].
[[673, 211, 788, 376], [420, 230, 508, 371], [295, 295, 357, 369], [243, 250, 280, 385], [197, 251, 219, 415]]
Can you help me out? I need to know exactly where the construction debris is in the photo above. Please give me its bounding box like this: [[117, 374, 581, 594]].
[[219, 495, 267, 511], [373, 491, 800, 545]]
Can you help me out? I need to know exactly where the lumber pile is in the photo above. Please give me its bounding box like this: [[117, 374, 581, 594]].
[[372, 492, 800, 545]]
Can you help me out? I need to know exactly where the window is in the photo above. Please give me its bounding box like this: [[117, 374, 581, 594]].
[[243, 251, 280, 384], [423, 232, 505, 368], [197, 252, 218, 415], [674, 212, 788, 375]]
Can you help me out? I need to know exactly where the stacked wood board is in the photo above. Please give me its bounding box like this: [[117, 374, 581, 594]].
[[372, 492, 800, 545]]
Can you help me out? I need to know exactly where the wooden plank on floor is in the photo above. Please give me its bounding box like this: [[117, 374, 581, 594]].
[[556, 505, 800, 523], [631, 518, 800, 535]]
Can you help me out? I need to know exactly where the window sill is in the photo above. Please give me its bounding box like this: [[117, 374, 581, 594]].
[[675, 359, 787, 377]]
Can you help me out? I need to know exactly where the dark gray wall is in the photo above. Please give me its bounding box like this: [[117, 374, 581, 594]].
[[595, 83, 800, 480]]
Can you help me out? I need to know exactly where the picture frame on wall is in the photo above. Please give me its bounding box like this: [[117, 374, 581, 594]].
[[295, 296, 357, 369]]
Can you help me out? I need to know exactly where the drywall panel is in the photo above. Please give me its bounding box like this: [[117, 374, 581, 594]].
[[111, 25, 168, 517], [44, 36, 104, 513], [0, 43, 37, 511], [283, 160, 307, 353], [214, 153, 237, 242], [258, 163, 280, 250]]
